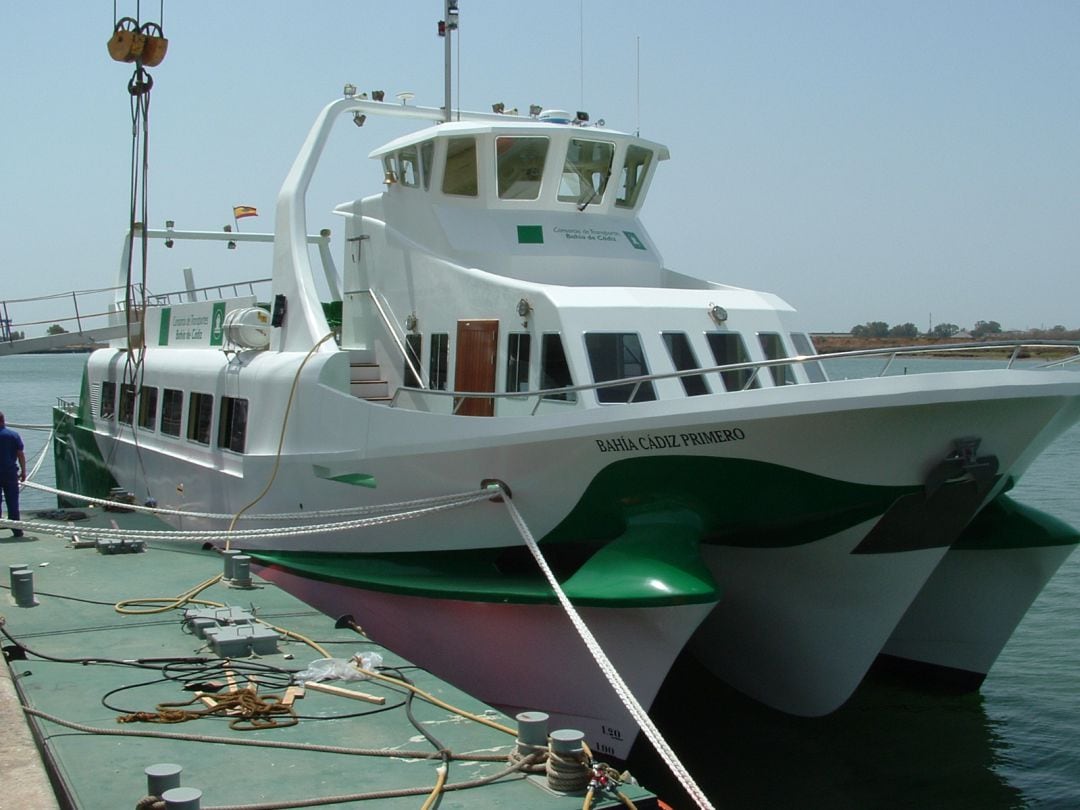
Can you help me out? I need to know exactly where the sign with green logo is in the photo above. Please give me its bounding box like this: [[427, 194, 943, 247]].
[[158, 307, 172, 345], [210, 302, 226, 346], [517, 225, 544, 244]]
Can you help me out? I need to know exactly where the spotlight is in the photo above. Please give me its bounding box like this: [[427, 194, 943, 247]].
[[575, 110, 590, 123], [517, 298, 532, 318], [343, 83, 357, 97], [227, 241, 236, 250], [709, 304, 728, 324], [372, 89, 385, 102], [529, 104, 542, 117], [165, 239, 174, 248], [492, 102, 505, 114], [353, 111, 366, 127]]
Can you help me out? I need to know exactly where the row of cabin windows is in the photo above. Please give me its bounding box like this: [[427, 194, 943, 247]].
[[98, 382, 248, 453], [386, 136, 652, 209], [399, 330, 820, 404]]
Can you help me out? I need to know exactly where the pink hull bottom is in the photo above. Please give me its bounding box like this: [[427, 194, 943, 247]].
[[255, 563, 716, 760]]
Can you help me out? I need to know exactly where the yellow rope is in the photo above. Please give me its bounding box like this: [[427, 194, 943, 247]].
[[419, 764, 448, 810], [226, 331, 337, 547]]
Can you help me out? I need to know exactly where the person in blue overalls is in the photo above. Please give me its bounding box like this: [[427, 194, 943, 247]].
[[0, 412, 27, 537]]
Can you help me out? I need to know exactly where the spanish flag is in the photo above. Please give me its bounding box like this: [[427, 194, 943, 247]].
[[233, 205, 258, 219]]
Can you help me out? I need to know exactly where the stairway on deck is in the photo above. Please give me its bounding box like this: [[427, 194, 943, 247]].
[[348, 349, 391, 402]]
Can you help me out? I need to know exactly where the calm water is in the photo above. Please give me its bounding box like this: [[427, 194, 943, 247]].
[[4, 353, 1080, 808]]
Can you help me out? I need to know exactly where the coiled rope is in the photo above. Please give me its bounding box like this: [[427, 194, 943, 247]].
[[498, 488, 716, 810]]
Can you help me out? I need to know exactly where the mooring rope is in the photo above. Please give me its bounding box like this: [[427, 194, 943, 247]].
[[23, 479, 494, 522], [498, 488, 716, 810], [2, 487, 496, 543]]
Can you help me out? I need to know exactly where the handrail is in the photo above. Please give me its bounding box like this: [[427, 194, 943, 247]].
[[387, 339, 1080, 413], [355, 289, 428, 391]]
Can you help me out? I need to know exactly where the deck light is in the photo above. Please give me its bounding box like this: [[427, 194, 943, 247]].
[[405, 314, 418, 332], [529, 104, 542, 117], [343, 83, 357, 97], [352, 111, 366, 127], [165, 238, 174, 248], [372, 90, 385, 102], [517, 298, 532, 318], [709, 304, 728, 325], [575, 111, 590, 123], [492, 102, 505, 114]]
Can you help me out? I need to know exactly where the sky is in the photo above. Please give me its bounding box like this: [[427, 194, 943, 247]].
[[1, 1, 1078, 334]]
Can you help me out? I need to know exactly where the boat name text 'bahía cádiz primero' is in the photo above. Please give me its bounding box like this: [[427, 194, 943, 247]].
[[595, 427, 747, 454]]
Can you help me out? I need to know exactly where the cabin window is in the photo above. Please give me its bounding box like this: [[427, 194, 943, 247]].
[[442, 137, 478, 196], [218, 396, 248, 453], [429, 333, 449, 390], [585, 333, 657, 403], [118, 383, 136, 425], [100, 382, 116, 420], [541, 334, 575, 401], [616, 145, 653, 208], [404, 334, 423, 388], [496, 136, 549, 200], [662, 332, 709, 396], [506, 333, 531, 392], [160, 388, 183, 436], [558, 139, 614, 206], [138, 386, 158, 430], [420, 141, 435, 189], [399, 145, 420, 188], [791, 333, 827, 382], [758, 333, 796, 386], [187, 392, 214, 445], [706, 333, 759, 391]]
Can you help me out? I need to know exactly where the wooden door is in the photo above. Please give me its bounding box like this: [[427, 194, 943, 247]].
[[454, 319, 499, 416]]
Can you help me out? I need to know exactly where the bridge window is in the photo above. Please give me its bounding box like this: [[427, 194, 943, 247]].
[[443, 137, 478, 197], [558, 139, 614, 206], [706, 333, 759, 391], [506, 333, 531, 392], [662, 332, 708, 396], [791, 333, 827, 382], [187, 392, 214, 445], [421, 141, 434, 189], [429, 333, 449, 390], [585, 332, 656, 403], [218, 397, 248, 453], [404, 334, 423, 388], [399, 145, 420, 187], [161, 388, 183, 436], [118, 384, 136, 425], [496, 136, 549, 200], [541, 334, 575, 401], [616, 145, 653, 209], [758, 333, 796, 385], [138, 386, 158, 430], [100, 382, 116, 420]]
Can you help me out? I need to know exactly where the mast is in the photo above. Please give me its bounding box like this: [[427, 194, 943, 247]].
[[440, 0, 459, 122]]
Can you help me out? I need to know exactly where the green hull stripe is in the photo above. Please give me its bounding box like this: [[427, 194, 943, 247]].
[[954, 493, 1080, 550]]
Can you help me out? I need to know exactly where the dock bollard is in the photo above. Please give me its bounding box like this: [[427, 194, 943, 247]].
[[11, 568, 36, 607], [145, 763, 183, 796], [221, 549, 242, 580], [515, 710, 550, 758], [8, 563, 29, 586], [230, 555, 252, 588], [546, 728, 590, 793], [161, 786, 202, 809]]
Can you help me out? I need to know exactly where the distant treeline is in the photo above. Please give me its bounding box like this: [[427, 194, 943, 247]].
[[847, 320, 1080, 340]]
